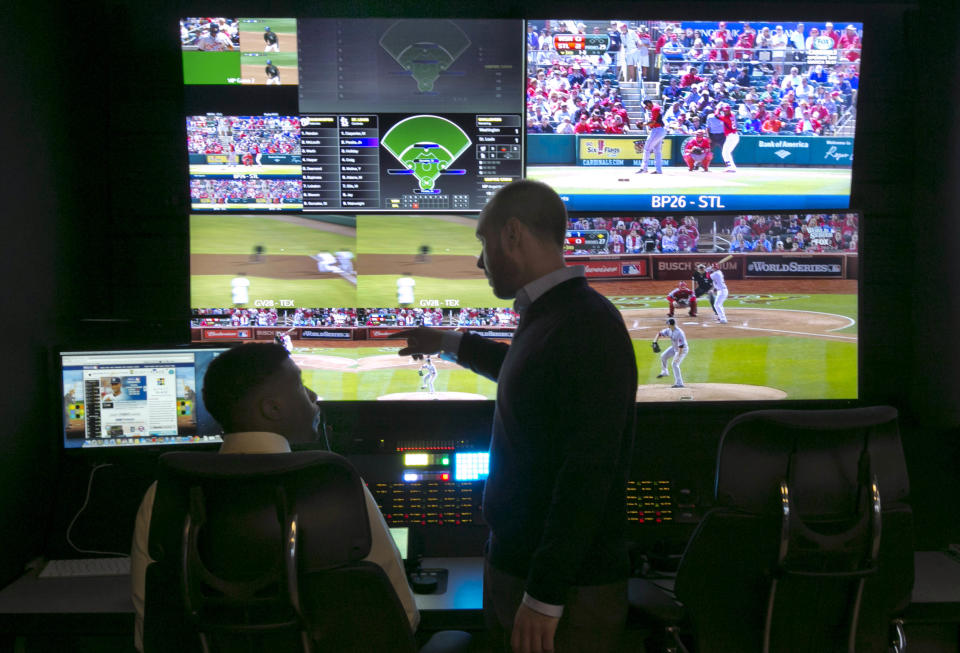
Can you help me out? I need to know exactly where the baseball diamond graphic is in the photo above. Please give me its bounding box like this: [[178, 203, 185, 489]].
[[379, 20, 471, 92], [382, 115, 471, 193]]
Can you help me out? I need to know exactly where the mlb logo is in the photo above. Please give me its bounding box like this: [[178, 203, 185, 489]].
[[238, 330, 249, 337], [622, 264, 644, 275]]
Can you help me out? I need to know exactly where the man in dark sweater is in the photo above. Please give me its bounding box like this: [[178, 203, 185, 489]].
[[399, 180, 637, 653]]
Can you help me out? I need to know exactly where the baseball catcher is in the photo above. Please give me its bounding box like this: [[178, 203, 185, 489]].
[[666, 281, 697, 317], [683, 129, 713, 172]]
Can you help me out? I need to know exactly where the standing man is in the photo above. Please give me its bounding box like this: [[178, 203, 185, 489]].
[[265, 59, 280, 85], [231, 272, 250, 307], [418, 355, 438, 394], [263, 25, 279, 52], [706, 262, 729, 323], [718, 103, 740, 172], [654, 318, 689, 388], [618, 23, 641, 82], [637, 99, 666, 174], [396, 271, 416, 307], [397, 180, 636, 653]]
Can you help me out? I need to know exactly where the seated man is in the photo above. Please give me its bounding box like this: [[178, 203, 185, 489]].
[[130, 343, 418, 651]]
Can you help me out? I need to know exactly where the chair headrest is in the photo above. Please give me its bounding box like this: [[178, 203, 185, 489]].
[[715, 406, 909, 515], [150, 451, 372, 572]]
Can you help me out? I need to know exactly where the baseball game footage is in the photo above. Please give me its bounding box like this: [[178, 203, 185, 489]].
[[190, 211, 859, 403], [181, 16, 864, 402]]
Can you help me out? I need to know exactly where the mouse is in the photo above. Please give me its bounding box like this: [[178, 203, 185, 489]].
[[409, 571, 439, 594]]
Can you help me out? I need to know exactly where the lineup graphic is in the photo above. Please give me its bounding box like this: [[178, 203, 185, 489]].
[[382, 115, 472, 193]]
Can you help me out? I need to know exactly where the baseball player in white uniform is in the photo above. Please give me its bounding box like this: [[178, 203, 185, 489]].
[[231, 273, 250, 306], [654, 318, 689, 388], [707, 264, 728, 323], [419, 355, 438, 394], [396, 273, 416, 307]]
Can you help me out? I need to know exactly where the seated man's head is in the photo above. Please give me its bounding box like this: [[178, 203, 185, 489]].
[[202, 343, 319, 444]]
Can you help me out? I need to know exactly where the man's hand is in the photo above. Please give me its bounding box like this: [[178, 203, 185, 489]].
[[511, 603, 560, 653], [396, 328, 443, 360]]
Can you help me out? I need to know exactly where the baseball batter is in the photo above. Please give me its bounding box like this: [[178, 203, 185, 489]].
[[419, 355, 438, 394], [707, 264, 729, 323], [718, 104, 740, 172], [263, 26, 279, 52], [666, 281, 697, 317], [654, 318, 689, 388]]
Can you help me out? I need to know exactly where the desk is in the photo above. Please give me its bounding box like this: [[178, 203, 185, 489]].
[[0, 556, 484, 640]]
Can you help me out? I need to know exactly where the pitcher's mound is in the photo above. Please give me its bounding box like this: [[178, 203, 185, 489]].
[[377, 391, 489, 401], [638, 383, 788, 402]]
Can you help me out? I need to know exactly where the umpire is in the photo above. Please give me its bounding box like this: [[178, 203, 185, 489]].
[[693, 263, 716, 315]]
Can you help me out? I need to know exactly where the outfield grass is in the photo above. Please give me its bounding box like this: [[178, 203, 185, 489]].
[[357, 275, 509, 308], [295, 330, 856, 401], [191, 275, 357, 307], [357, 215, 479, 256], [241, 51, 298, 67], [636, 336, 857, 399], [238, 18, 297, 33], [191, 214, 355, 255]]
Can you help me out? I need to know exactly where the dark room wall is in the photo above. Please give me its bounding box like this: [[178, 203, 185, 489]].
[[2, 0, 958, 585]]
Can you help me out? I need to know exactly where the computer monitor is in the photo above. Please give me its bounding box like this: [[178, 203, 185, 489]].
[[59, 348, 228, 449]]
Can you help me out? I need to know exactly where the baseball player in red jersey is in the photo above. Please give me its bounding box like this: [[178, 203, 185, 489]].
[[718, 104, 740, 172], [666, 281, 697, 317], [683, 129, 713, 171], [636, 99, 666, 174]]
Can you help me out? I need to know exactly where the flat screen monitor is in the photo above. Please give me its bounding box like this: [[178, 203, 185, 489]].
[[524, 19, 861, 211], [190, 211, 858, 402], [59, 348, 228, 449], [181, 17, 525, 213]]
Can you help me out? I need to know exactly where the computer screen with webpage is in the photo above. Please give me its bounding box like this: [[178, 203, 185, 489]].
[[59, 348, 228, 449]]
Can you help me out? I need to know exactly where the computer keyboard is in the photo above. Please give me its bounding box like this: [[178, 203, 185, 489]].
[[39, 557, 131, 578]]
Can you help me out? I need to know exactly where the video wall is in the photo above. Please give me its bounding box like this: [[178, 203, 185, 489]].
[[183, 16, 863, 403]]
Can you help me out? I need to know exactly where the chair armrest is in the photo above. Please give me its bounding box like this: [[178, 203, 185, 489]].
[[628, 577, 685, 624]]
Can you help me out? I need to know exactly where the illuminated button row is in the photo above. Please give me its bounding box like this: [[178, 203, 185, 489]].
[[626, 480, 674, 524]]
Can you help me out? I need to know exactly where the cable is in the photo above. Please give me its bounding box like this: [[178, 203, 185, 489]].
[[65, 463, 128, 557]]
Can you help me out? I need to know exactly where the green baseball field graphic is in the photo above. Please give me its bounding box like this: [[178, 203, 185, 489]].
[[379, 20, 471, 92], [381, 116, 471, 192]]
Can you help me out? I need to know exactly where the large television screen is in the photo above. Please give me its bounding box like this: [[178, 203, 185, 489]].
[[182, 17, 524, 213], [190, 211, 859, 402], [524, 20, 861, 211], [181, 15, 861, 403]]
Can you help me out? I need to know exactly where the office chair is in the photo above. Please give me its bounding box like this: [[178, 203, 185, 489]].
[[143, 451, 471, 653], [630, 406, 913, 653]]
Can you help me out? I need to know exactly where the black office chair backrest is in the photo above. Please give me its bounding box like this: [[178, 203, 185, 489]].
[[143, 450, 418, 653], [674, 406, 914, 653]]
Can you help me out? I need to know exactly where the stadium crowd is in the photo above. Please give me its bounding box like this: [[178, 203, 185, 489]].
[[187, 115, 301, 160], [360, 308, 445, 327], [566, 215, 702, 254], [191, 307, 358, 328], [190, 179, 302, 204], [527, 20, 860, 137], [723, 212, 859, 252]]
